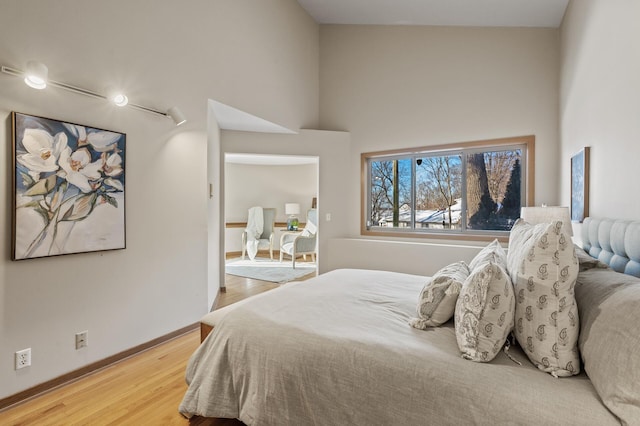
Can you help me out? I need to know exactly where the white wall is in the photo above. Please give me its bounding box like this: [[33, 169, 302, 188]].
[[319, 25, 560, 269], [225, 163, 317, 223], [560, 0, 640, 232], [327, 239, 486, 277], [0, 0, 319, 399], [225, 162, 317, 253], [207, 105, 223, 310]]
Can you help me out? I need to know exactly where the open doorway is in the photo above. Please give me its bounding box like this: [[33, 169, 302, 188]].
[[223, 153, 319, 291]]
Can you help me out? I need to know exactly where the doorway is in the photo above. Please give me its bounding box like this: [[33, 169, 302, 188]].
[[223, 153, 319, 288]]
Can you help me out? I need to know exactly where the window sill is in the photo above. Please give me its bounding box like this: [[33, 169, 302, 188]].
[[361, 228, 509, 243]]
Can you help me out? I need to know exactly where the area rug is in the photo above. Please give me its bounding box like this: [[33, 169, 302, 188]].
[[225, 258, 316, 283]]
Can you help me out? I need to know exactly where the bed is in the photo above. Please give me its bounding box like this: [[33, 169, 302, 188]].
[[179, 217, 640, 425]]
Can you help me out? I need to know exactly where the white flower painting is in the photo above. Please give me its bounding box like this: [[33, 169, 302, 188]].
[[12, 112, 126, 260]]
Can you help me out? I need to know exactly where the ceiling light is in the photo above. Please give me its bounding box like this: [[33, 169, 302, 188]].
[[112, 93, 128, 107], [167, 106, 186, 126], [106, 86, 129, 107], [24, 60, 48, 90]]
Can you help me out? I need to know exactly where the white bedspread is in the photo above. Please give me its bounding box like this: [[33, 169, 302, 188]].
[[179, 269, 618, 425]]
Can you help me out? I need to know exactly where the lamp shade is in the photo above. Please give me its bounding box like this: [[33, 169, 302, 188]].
[[285, 203, 300, 215], [24, 60, 48, 90], [520, 206, 573, 236]]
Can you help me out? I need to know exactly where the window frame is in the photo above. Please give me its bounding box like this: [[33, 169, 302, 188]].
[[361, 135, 535, 242]]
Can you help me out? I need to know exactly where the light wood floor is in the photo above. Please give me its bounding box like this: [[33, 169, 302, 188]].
[[0, 257, 316, 426]]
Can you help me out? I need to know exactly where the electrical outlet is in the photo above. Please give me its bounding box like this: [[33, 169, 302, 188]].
[[75, 331, 88, 349], [15, 348, 31, 370]]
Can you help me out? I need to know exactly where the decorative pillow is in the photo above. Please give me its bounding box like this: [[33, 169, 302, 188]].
[[454, 261, 515, 362], [507, 219, 580, 377], [409, 261, 469, 329], [469, 239, 507, 271], [574, 268, 640, 424], [301, 220, 317, 237]]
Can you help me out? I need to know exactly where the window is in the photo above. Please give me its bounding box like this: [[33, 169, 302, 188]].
[[363, 135, 534, 240]]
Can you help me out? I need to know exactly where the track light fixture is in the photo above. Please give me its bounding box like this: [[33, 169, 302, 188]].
[[1, 62, 186, 126], [24, 60, 48, 89], [167, 106, 187, 126]]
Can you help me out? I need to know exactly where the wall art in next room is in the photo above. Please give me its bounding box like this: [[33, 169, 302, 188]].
[[11, 112, 126, 260]]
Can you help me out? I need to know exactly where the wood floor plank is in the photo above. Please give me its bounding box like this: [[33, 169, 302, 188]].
[[0, 257, 316, 426], [0, 325, 238, 426]]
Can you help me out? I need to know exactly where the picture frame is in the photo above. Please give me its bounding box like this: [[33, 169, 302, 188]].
[[11, 112, 126, 260], [570, 147, 589, 223]]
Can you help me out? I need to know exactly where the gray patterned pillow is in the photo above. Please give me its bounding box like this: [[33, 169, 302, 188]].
[[454, 261, 515, 362], [575, 268, 640, 424], [410, 261, 469, 329], [507, 219, 580, 377], [469, 239, 507, 271]]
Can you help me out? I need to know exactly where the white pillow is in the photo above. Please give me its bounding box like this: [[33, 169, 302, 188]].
[[507, 219, 580, 377], [469, 239, 507, 271], [455, 261, 515, 362], [301, 220, 317, 237], [409, 261, 469, 329]]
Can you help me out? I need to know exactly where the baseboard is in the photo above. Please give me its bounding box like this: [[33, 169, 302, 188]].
[[225, 251, 282, 259], [0, 322, 199, 411]]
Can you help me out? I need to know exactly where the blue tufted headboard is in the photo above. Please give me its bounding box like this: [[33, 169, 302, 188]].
[[581, 217, 640, 278]]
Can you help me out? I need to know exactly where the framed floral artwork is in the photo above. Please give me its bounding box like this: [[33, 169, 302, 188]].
[[11, 112, 126, 260], [570, 147, 589, 223]]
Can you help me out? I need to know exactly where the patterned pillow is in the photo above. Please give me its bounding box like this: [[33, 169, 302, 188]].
[[409, 261, 469, 329], [469, 239, 507, 271], [575, 268, 640, 424], [507, 219, 580, 377], [454, 261, 515, 362]]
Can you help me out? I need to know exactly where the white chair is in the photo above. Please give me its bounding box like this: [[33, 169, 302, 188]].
[[279, 209, 317, 268], [242, 207, 276, 260]]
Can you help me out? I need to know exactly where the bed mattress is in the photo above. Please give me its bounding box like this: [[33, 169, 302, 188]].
[[179, 269, 617, 425]]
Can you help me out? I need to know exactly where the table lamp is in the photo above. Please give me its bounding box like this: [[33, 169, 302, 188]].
[[285, 203, 300, 231], [520, 206, 573, 237]]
